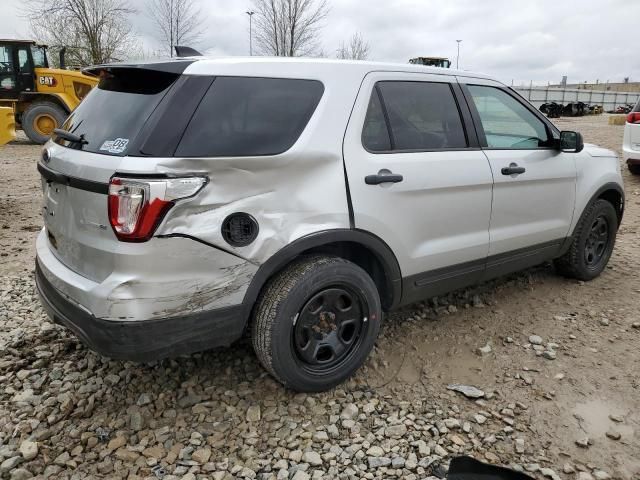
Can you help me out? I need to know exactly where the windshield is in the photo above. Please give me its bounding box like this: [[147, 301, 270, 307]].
[[54, 68, 179, 155]]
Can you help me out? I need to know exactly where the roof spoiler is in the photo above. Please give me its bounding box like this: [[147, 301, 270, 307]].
[[174, 46, 202, 57], [82, 59, 196, 77]]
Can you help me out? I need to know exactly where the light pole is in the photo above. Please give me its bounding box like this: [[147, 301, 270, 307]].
[[246, 11, 255, 56], [456, 40, 462, 69]]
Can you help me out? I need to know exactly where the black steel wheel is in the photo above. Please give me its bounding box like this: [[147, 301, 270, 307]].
[[584, 215, 609, 267], [252, 255, 381, 392], [555, 199, 617, 281], [292, 285, 370, 375]]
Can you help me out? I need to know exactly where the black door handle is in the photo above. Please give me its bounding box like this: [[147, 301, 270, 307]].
[[365, 173, 404, 185], [501, 163, 526, 176]]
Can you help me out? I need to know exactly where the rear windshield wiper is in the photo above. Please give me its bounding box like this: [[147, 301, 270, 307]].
[[53, 128, 88, 145]]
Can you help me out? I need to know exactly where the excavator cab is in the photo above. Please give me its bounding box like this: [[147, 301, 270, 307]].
[[0, 39, 97, 145], [0, 40, 48, 99]]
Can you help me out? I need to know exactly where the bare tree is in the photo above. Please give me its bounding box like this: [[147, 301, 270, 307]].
[[337, 32, 370, 60], [24, 0, 138, 66], [252, 0, 329, 57], [147, 0, 205, 57]]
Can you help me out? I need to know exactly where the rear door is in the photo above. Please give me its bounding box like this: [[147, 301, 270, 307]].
[[343, 72, 494, 303], [460, 79, 576, 261]]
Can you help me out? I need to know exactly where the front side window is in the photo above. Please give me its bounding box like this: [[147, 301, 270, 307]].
[[468, 85, 551, 149], [176, 77, 324, 157]]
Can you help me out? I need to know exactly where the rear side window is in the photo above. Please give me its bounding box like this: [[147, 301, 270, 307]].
[[55, 68, 179, 155], [364, 81, 467, 152], [175, 77, 324, 157]]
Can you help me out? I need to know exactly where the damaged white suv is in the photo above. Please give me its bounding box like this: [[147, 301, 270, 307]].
[[36, 58, 624, 392]]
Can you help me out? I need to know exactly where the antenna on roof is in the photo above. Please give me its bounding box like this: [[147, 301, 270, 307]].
[[174, 46, 202, 57]]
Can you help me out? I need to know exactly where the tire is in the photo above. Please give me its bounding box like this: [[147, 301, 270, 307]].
[[22, 101, 67, 144], [252, 255, 382, 392], [628, 163, 640, 175], [555, 199, 618, 281]]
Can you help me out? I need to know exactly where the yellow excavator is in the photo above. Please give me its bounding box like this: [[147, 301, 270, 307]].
[[0, 39, 98, 146]]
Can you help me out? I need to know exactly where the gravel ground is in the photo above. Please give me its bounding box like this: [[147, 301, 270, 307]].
[[0, 116, 639, 480]]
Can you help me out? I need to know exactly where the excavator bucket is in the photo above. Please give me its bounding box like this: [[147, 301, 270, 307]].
[[0, 106, 16, 146]]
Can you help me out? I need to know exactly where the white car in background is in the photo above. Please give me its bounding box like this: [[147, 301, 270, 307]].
[[624, 100, 640, 174]]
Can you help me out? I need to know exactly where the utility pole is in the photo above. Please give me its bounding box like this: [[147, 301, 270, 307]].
[[456, 39, 462, 69], [246, 11, 255, 56]]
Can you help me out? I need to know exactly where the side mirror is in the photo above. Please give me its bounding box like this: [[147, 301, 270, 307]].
[[559, 131, 584, 153]]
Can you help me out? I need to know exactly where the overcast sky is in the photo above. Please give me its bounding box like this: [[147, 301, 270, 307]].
[[1, 0, 638, 85]]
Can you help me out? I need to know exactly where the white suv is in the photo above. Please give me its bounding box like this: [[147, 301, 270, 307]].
[[623, 99, 640, 174], [36, 58, 624, 392]]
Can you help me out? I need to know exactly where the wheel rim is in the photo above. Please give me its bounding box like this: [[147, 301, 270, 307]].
[[34, 114, 58, 136], [292, 285, 369, 375], [584, 215, 610, 267]]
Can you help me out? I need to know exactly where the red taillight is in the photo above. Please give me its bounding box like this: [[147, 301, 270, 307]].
[[627, 112, 640, 124], [108, 176, 206, 242]]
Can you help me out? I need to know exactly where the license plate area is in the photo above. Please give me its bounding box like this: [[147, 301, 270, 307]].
[[42, 180, 67, 233]]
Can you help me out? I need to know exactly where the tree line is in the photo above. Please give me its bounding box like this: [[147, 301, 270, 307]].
[[23, 0, 370, 66]]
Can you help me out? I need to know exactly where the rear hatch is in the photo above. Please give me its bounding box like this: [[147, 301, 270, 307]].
[[40, 63, 190, 282]]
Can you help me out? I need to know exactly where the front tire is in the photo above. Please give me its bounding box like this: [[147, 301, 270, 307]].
[[555, 199, 617, 281], [252, 255, 381, 392], [22, 101, 67, 144], [628, 163, 640, 175]]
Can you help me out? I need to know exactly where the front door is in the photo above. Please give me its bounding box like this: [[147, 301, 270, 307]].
[[461, 80, 576, 261], [343, 72, 494, 303], [15, 46, 35, 93]]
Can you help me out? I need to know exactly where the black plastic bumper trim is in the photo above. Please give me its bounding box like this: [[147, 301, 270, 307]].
[[38, 162, 109, 195], [35, 261, 245, 362]]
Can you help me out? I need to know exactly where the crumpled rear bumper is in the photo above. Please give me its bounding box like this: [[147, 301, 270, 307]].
[[35, 261, 246, 362]]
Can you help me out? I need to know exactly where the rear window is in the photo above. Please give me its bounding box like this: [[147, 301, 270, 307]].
[[175, 77, 324, 157], [54, 69, 179, 155], [634, 99, 640, 112]]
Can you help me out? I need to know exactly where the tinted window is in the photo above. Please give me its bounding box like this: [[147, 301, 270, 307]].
[[468, 85, 551, 149], [176, 77, 324, 157], [55, 68, 179, 155], [362, 89, 391, 151], [634, 99, 640, 113], [376, 81, 467, 150]]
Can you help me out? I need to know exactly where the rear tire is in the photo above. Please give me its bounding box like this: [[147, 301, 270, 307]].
[[252, 255, 381, 392], [554, 199, 617, 281], [22, 101, 67, 144], [628, 163, 640, 175]]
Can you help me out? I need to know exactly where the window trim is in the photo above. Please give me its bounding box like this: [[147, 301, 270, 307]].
[[361, 79, 476, 155], [460, 83, 560, 151]]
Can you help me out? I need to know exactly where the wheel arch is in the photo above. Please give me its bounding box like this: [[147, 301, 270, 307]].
[[241, 229, 402, 324]]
